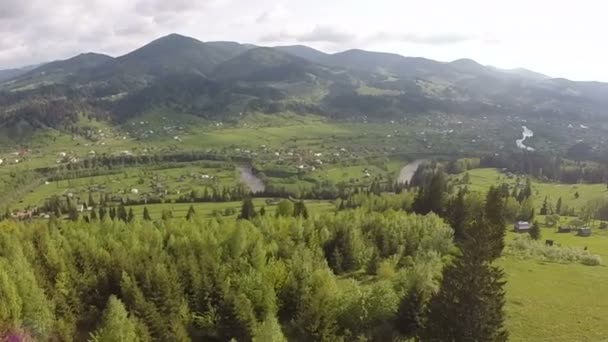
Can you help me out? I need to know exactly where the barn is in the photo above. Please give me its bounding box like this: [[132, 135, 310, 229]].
[[577, 227, 592, 237], [514, 221, 531, 233]]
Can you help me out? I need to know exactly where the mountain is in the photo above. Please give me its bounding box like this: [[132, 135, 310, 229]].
[[0, 64, 40, 83], [274, 45, 328, 62], [92, 34, 253, 82], [212, 47, 317, 81], [1, 32, 608, 141]]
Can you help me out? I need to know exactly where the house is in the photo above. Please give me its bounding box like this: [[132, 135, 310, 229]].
[[577, 227, 592, 237], [558, 226, 572, 233], [514, 221, 530, 233]]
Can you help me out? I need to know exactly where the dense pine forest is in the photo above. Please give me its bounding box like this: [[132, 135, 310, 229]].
[[0, 166, 514, 341]]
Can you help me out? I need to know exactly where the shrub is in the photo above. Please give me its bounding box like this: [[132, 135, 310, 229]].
[[506, 235, 601, 266], [581, 255, 602, 266]]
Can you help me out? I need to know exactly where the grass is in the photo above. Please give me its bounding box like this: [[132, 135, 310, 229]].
[[457, 168, 608, 210], [501, 258, 608, 341], [125, 198, 336, 220]]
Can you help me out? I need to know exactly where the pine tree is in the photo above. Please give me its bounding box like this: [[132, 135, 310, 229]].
[[540, 196, 548, 215], [186, 205, 196, 221], [143, 207, 151, 221], [556, 197, 562, 214], [117, 205, 128, 222], [68, 205, 79, 222], [109, 207, 116, 221], [239, 197, 256, 220], [423, 219, 508, 341], [90, 296, 140, 342], [99, 207, 107, 221], [90, 209, 98, 221], [448, 188, 467, 243], [529, 221, 541, 240], [395, 287, 425, 339], [127, 208, 135, 223], [293, 200, 309, 219], [484, 186, 506, 260], [259, 206, 266, 217]]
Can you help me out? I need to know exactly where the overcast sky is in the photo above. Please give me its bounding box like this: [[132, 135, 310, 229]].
[[0, 0, 606, 81]]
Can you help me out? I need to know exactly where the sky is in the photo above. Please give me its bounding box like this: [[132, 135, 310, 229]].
[[0, 0, 606, 81]]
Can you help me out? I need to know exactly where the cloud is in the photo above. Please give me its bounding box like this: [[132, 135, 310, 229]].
[[255, 4, 288, 24], [0, 2, 32, 19], [260, 25, 356, 43], [369, 32, 478, 45]]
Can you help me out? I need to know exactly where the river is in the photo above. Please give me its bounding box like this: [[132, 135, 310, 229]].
[[238, 166, 265, 193], [516, 126, 535, 151], [398, 159, 426, 184]]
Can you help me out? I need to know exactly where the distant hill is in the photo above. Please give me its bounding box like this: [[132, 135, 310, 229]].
[[91, 34, 253, 82], [212, 47, 317, 81], [1, 32, 608, 140], [274, 45, 328, 62], [0, 64, 40, 83]]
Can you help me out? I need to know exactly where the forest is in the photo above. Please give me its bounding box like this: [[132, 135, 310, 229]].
[[0, 165, 513, 341]]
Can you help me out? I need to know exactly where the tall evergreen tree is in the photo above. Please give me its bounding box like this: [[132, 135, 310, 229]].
[[529, 221, 541, 240], [484, 186, 506, 260], [143, 207, 151, 221], [448, 188, 467, 243], [423, 219, 508, 341], [239, 197, 256, 220], [556, 197, 562, 214], [90, 296, 140, 342], [540, 196, 548, 215], [395, 287, 425, 339], [127, 208, 135, 223], [259, 206, 266, 217], [293, 200, 309, 219], [186, 205, 196, 221], [117, 204, 128, 222]]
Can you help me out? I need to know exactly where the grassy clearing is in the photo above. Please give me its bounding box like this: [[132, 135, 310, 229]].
[[501, 258, 608, 341], [125, 198, 336, 220], [458, 168, 608, 210]]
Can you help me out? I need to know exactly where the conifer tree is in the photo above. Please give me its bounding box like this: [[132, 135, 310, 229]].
[[239, 197, 256, 220], [259, 206, 266, 217], [293, 200, 309, 219], [395, 287, 425, 339], [186, 205, 196, 221], [448, 188, 467, 243], [423, 219, 508, 341], [90, 296, 140, 342], [556, 197, 562, 214], [529, 221, 541, 240], [127, 208, 135, 223], [143, 207, 151, 221], [540, 196, 548, 215], [117, 204, 128, 222]]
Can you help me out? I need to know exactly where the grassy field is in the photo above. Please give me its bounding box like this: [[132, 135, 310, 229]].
[[502, 257, 608, 341], [457, 168, 608, 210], [459, 168, 608, 340], [125, 198, 336, 220]]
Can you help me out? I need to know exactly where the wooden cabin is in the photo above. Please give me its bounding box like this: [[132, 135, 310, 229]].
[[577, 227, 592, 237], [514, 221, 531, 233]]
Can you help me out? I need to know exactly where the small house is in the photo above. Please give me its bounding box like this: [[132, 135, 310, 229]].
[[514, 221, 530, 233], [577, 227, 592, 237], [558, 226, 572, 233]]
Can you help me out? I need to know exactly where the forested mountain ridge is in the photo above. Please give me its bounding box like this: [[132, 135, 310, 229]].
[[1, 33, 608, 140]]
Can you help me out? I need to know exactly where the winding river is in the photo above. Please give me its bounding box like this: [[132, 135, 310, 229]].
[[398, 159, 426, 184], [238, 166, 265, 193], [516, 126, 535, 151]]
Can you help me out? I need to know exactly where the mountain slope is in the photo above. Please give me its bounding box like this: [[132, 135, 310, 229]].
[[274, 45, 328, 62], [212, 47, 318, 81], [93, 34, 252, 82]]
